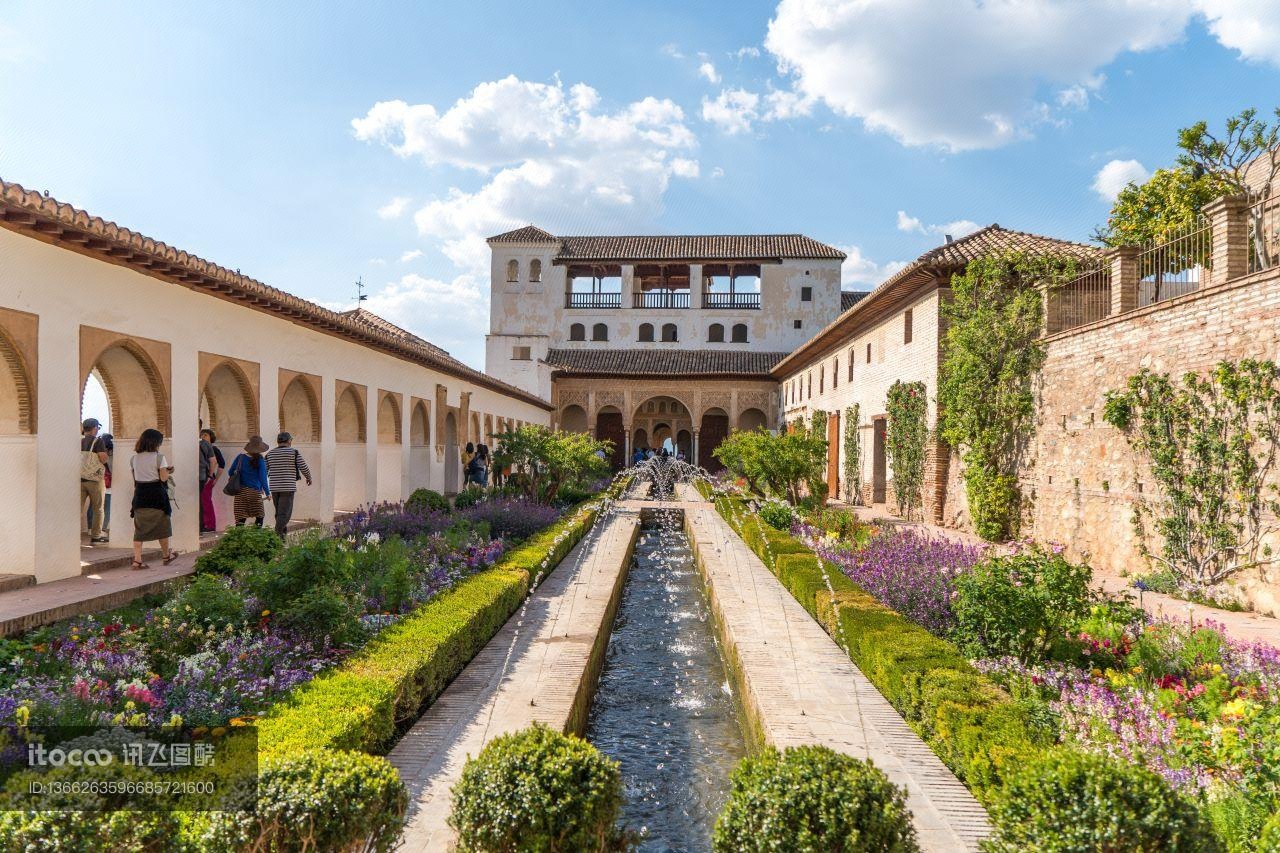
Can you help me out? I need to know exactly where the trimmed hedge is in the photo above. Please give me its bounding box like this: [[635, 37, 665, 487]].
[[708, 491, 1043, 804], [258, 487, 619, 757]]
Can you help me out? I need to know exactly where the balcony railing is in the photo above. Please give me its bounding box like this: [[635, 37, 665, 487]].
[[702, 292, 761, 309], [565, 292, 622, 309], [633, 290, 690, 309]]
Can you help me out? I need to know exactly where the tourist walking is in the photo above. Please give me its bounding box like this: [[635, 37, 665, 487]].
[[470, 443, 490, 488], [198, 428, 220, 532], [265, 432, 312, 536], [79, 418, 109, 544], [129, 428, 177, 569], [227, 436, 271, 527], [461, 442, 477, 487]]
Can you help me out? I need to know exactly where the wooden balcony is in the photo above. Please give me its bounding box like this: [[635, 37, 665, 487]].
[[633, 290, 691, 309], [565, 292, 622, 309], [702, 292, 761, 309]]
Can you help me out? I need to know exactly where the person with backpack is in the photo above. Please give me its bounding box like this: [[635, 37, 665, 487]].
[[265, 432, 312, 536], [129, 428, 176, 569], [80, 418, 109, 544], [470, 443, 491, 488], [226, 436, 271, 527], [198, 428, 220, 532]]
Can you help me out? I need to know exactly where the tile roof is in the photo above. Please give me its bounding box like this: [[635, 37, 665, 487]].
[[341, 308, 450, 357], [546, 348, 788, 377], [773, 224, 1100, 377], [841, 291, 870, 312], [486, 226, 846, 262], [487, 225, 559, 243], [0, 178, 551, 409]]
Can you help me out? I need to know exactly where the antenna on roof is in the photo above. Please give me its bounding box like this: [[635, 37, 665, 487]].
[[355, 276, 367, 303]]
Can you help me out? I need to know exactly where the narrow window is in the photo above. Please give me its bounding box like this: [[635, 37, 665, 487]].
[[506, 259, 519, 282], [833, 358, 839, 388], [638, 323, 654, 342], [904, 308, 913, 344], [793, 319, 802, 329], [592, 323, 608, 341], [731, 323, 748, 343], [569, 323, 585, 341], [708, 323, 725, 343], [819, 368, 824, 394], [801, 286, 813, 302], [847, 349, 855, 381], [866, 342, 871, 363], [661, 323, 678, 342], [512, 346, 531, 360], [530, 259, 542, 283]]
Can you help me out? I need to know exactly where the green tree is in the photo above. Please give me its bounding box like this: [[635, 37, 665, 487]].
[[489, 425, 611, 503], [939, 251, 1080, 540], [713, 427, 827, 504], [885, 381, 927, 521]]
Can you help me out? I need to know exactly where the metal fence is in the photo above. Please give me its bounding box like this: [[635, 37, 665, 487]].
[[1046, 263, 1111, 334], [1246, 190, 1279, 277], [1136, 215, 1211, 306]]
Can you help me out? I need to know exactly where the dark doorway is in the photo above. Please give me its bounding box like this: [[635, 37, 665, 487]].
[[699, 411, 730, 472], [596, 411, 627, 470], [871, 416, 887, 504]]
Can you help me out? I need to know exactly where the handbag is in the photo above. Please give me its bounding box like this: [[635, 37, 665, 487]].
[[222, 456, 242, 496]]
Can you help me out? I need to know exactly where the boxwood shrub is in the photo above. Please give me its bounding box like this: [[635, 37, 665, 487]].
[[713, 745, 918, 852], [449, 724, 625, 852], [710, 493, 1043, 804], [406, 487, 451, 514], [193, 524, 282, 576], [981, 749, 1219, 852]]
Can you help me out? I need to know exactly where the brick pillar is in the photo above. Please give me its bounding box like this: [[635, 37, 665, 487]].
[[1108, 245, 1140, 315], [1205, 193, 1249, 285]]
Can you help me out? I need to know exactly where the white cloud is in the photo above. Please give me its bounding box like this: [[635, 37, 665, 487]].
[[697, 55, 721, 84], [735, 46, 762, 60], [368, 258, 387, 266], [838, 245, 909, 286], [762, 0, 1280, 150], [701, 86, 814, 134], [359, 273, 491, 368], [378, 196, 410, 219], [1092, 158, 1150, 201], [662, 43, 685, 59], [897, 210, 981, 239], [400, 249, 424, 262], [355, 74, 699, 283], [710, 166, 725, 178]]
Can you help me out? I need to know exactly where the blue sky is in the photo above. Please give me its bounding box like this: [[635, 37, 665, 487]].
[[3, 0, 1279, 369]]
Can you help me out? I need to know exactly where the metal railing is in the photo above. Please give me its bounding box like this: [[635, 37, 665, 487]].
[[1245, 190, 1279, 277], [1046, 263, 1111, 334], [565, 292, 622, 309], [633, 290, 691, 309], [702, 292, 761, 309], [1136, 216, 1211, 306]]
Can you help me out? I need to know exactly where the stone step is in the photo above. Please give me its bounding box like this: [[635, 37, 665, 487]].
[[0, 574, 35, 594]]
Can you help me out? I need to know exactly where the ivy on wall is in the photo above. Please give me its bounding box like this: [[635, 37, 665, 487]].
[[843, 404, 861, 504], [885, 381, 927, 521], [808, 409, 830, 501], [1103, 360, 1280, 587], [938, 251, 1080, 541]]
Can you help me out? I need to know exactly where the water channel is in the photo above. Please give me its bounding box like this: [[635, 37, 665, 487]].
[[585, 502, 747, 851]]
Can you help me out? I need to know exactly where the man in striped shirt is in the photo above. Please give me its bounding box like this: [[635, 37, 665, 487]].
[[265, 432, 313, 536]]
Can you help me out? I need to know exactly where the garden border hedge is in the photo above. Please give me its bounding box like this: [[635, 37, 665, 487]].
[[700, 483, 1045, 804], [258, 483, 624, 758]]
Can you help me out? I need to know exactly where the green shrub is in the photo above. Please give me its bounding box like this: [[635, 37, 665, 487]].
[[950, 546, 1094, 665], [193, 524, 282, 576], [450, 724, 625, 852], [245, 532, 354, 613], [1204, 792, 1276, 852], [353, 537, 414, 613], [714, 745, 918, 852], [406, 487, 451, 514], [758, 498, 796, 531], [163, 573, 247, 632], [1259, 810, 1280, 853], [191, 749, 407, 853], [964, 467, 1020, 542], [452, 486, 486, 510], [277, 584, 362, 645], [982, 749, 1219, 852]]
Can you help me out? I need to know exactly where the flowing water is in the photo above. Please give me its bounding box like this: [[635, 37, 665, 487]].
[[586, 509, 747, 851]]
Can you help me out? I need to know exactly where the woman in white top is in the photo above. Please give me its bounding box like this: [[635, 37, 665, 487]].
[[129, 428, 177, 569]]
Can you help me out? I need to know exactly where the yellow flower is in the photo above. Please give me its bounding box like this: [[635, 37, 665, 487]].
[[211, 726, 227, 738], [1091, 668, 1103, 678], [261, 609, 271, 617], [1130, 666, 1143, 675]]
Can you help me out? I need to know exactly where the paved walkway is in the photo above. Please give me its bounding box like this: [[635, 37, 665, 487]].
[[842, 502, 1280, 648], [683, 486, 991, 851], [387, 508, 641, 851]]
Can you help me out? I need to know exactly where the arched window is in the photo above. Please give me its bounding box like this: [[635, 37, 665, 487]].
[[530, 259, 542, 282], [638, 323, 654, 342], [592, 323, 608, 341], [731, 323, 748, 343], [569, 323, 586, 341], [661, 323, 678, 342], [707, 323, 725, 343], [506, 259, 519, 282]]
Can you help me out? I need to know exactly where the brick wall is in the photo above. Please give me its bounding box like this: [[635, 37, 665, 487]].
[[1018, 266, 1280, 614]]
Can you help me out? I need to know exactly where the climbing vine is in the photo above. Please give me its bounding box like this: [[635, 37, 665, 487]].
[[808, 409, 830, 501], [1102, 360, 1280, 587], [938, 251, 1080, 540], [885, 381, 927, 521], [843, 404, 861, 504]]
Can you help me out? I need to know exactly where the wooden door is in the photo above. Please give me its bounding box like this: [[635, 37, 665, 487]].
[[595, 412, 627, 470], [872, 416, 887, 503], [699, 413, 730, 472], [826, 410, 840, 501]]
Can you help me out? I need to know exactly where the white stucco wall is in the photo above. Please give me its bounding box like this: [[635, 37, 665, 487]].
[[0, 228, 549, 583]]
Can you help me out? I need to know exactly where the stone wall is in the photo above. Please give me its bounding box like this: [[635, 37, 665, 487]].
[[1020, 266, 1280, 615]]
